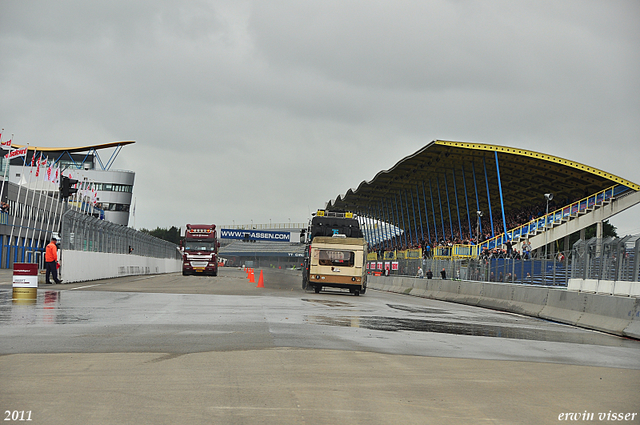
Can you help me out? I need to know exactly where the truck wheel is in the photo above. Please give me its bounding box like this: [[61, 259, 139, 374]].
[[182, 271, 188, 276], [314, 285, 321, 294], [353, 290, 360, 296]]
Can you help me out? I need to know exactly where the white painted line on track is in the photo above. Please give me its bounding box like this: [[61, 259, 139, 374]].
[[69, 284, 104, 290]]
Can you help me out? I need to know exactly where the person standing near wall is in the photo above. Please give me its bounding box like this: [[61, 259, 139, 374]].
[[45, 237, 62, 284]]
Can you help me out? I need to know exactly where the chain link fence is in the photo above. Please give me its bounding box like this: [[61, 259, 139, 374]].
[[367, 235, 640, 286], [60, 207, 180, 259]]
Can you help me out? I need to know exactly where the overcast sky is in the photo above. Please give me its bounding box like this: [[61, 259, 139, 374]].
[[1, 0, 639, 235]]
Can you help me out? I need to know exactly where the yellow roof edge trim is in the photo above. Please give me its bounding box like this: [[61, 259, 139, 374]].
[[434, 140, 640, 191], [11, 140, 136, 153]]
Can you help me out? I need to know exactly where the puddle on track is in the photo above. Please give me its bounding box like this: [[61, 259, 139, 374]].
[[306, 315, 637, 347]]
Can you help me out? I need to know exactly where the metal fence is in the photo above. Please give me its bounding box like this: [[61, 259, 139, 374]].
[[60, 207, 179, 260], [571, 236, 639, 282], [367, 235, 640, 286]]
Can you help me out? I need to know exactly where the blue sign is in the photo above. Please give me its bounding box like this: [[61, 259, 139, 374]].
[[220, 229, 291, 242]]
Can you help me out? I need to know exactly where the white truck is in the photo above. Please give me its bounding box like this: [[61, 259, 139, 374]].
[[302, 211, 367, 296]]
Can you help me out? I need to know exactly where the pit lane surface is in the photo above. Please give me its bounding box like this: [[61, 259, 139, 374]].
[[1, 268, 639, 425]]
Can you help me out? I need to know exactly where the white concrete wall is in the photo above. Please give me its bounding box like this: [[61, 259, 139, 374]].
[[367, 276, 640, 340], [567, 278, 640, 297], [56, 250, 181, 283]]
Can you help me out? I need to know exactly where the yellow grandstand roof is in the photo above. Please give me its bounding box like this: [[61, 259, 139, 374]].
[[12, 140, 135, 153], [327, 140, 639, 241]]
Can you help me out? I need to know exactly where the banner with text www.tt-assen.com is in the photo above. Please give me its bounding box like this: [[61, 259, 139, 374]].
[[220, 229, 291, 242]]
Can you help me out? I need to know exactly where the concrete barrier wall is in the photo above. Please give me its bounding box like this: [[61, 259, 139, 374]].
[[367, 276, 640, 340], [50, 251, 181, 283], [567, 278, 640, 297]]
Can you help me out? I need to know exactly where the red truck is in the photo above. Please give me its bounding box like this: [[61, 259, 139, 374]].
[[181, 224, 220, 276]]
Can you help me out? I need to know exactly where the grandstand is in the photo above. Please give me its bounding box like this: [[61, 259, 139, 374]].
[[327, 140, 640, 262]]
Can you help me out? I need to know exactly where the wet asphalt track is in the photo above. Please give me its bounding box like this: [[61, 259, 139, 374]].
[[1, 268, 639, 424]]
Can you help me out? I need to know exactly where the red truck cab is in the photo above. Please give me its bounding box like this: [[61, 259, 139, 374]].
[[181, 224, 220, 276]]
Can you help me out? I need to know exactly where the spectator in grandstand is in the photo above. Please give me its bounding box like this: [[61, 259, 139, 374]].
[[522, 239, 532, 259], [416, 267, 423, 278], [0, 201, 8, 213], [426, 269, 433, 279], [504, 239, 513, 257]]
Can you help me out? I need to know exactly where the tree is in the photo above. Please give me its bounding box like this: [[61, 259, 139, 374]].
[[140, 226, 181, 244], [584, 219, 617, 239]]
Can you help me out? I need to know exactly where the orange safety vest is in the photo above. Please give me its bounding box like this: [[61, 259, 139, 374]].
[[45, 242, 58, 263]]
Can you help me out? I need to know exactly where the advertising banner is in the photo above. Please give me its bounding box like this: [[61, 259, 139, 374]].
[[220, 228, 291, 242], [13, 263, 38, 288]]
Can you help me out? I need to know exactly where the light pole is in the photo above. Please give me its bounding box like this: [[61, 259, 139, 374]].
[[544, 193, 553, 259]]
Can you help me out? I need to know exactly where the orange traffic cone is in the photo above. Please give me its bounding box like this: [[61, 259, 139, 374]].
[[249, 269, 255, 283], [257, 270, 264, 288]]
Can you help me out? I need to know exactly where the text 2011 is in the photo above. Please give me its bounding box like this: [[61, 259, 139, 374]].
[[4, 411, 32, 421]]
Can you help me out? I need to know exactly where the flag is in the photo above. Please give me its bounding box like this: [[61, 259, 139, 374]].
[[0, 138, 11, 150], [35, 154, 44, 177], [4, 146, 26, 159], [30, 150, 37, 167]]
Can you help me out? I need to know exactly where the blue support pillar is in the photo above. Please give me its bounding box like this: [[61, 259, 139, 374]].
[[429, 180, 439, 242], [380, 202, 390, 250], [443, 174, 454, 241], [472, 161, 483, 238], [401, 191, 412, 247], [363, 208, 372, 247], [483, 157, 495, 238], [385, 198, 395, 249], [404, 190, 414, 247], [368, 205, 378, 248], [461, 164, 473, 240], [421, 181, 431, 243], [452, 168, 463, 241], [374, 203, 383, 249], [409, 187, 419, 246], [415, 184, 424, 244], [435, 177, 446, 242], [394, 195, 406, 248], [494, 151, 508, 237]]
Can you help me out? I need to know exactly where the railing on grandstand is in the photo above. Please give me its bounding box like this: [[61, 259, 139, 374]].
[[477, 185, 627, 252]]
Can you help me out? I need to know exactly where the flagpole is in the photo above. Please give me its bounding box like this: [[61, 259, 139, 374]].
[[18, 148, 37, 261], [8, 142, 28, 264], [0, 132, 13, 208], [29, 153, 46, 264], [35, 156, 51, 252]]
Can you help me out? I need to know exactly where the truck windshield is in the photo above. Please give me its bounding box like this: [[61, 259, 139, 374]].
[[184, 241, 216, 252], [318, 250, 355, 267]]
